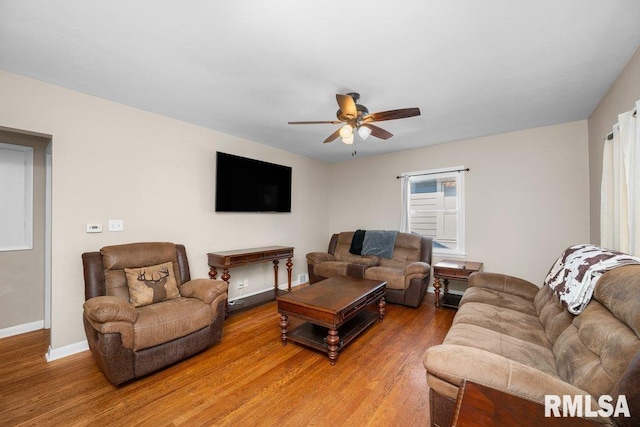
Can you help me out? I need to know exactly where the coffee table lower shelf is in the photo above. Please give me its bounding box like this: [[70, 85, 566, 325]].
[[286, 310, 379, 353]]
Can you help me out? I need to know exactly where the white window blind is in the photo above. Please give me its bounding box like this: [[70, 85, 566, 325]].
[[0, 142, 34, 251]]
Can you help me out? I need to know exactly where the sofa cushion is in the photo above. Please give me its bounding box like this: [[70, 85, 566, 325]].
[[553, 299, 640, 399], [361, 230, 398, 258], [333, 232, 381, 264], [534, 284, 575, 344], [378, 232, 422, 268], [443, 323, 558, 377], [364, 266, 405, 289], [124, 261, 181, 307], [101, 242, 183, 301], [132, 297, 212, 351], [452, 302, 550, 348], [315, 261, 350, 278], [459, 287, 538, 317]]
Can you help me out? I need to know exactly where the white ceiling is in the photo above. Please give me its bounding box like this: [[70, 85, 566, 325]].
[[1, 1, 640, 163]]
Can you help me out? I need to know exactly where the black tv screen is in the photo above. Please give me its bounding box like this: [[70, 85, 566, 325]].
[[215, 152, 292, 212]]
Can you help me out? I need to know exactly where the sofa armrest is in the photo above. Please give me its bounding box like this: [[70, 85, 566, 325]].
[[468, 272, 539, 301], [405, 261, 431, 276], [306, 252, 335, 265], [180, 278, 228, 304], [424, 344, 603, 409], [83, 296, 137, 323]]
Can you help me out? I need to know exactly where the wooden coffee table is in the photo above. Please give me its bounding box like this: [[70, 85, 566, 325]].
[[276, 276, 386, 365]]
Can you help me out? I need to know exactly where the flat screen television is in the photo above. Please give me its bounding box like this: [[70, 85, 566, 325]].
[[215, 152, 292, 213]]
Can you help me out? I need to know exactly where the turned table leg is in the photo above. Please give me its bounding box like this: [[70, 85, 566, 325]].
[[433, 277, 442, 307], [326, 329, 340, 365], [208, 266, 218, 279], [378, 297, 386, 321], [273, 259, 279, 295], [279, 314, 289, 346], [286, 257, 293, 292]]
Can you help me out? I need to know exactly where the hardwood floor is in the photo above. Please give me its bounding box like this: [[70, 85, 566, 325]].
[[0, 293, 455, 427]]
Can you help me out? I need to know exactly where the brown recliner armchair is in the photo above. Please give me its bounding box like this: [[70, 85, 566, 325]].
[[82, 242, 228, 385]]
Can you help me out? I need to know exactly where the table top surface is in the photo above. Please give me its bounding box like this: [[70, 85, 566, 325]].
[[434, 259, 483, 272], [207, 245, 294, 257], [277, 276, 386, 313]]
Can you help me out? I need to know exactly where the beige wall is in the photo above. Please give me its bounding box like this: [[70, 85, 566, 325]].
[[0, 130, 48, 329], [0, 70, 331, 351], [588, 46, 640, 244], [328, 121, 590, 285], [0, 65, 601, 350]]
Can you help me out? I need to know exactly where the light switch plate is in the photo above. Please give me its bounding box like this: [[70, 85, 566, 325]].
[[108, 219, 124, 232]]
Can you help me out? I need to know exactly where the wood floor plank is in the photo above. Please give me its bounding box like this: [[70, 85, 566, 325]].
[[0, 293, 455, 426]]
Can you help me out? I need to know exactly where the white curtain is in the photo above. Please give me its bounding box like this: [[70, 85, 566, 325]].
[[601, 100, 640, 255], [400, 175, 411, 232]]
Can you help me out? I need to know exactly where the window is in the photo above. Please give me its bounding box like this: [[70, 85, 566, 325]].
[[0, 142, 33, 251], [400, 167, 465, 255]]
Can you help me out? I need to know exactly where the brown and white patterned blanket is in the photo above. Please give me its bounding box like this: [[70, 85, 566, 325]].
[[544, 244, 640, 314]]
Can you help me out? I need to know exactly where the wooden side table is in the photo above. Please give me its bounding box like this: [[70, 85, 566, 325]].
[[433, 259, 483, 308]]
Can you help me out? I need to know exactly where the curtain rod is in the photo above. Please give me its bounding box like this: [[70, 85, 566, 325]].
[[606, 109, 637, 140], [396, 168, 469, 179]]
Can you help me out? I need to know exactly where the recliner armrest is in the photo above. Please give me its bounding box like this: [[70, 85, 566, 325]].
[[468, 272, 539, 301], [306, 252, 335, 265], [180, 278, 228, 304], [83, 296, 137, 323], [404, 261, 431, 276]]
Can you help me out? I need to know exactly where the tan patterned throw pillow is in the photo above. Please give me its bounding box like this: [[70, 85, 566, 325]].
[[124, 261, 180, 307]]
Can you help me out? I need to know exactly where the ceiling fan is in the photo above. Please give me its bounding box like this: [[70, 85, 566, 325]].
[[288, 92, 421, 145]]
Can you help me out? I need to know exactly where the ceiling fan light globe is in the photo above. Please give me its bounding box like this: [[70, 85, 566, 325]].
[[358, 126, 372, 140], [339, 124, 353, 138], [342, 134, 354, 145]]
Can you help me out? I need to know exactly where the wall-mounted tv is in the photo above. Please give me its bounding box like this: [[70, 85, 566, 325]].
[[215, 152, 292, 213]]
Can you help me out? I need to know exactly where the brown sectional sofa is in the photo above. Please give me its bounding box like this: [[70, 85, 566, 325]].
[[306, 231, 432, 307], [423, 264, 640, 426]]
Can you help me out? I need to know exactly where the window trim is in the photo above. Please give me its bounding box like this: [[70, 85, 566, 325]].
[[401, 166, 466, 257]]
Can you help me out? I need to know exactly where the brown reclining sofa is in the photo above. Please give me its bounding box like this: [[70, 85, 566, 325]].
[[306, 231, 432, 307], [423, 245, 640, 426]]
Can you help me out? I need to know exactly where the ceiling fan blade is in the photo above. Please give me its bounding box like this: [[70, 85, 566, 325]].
[[288, 120, 342, 125], [336, 94, 357, 120], [363, 124, 393, 140], [362, 107, 421, 123], [323, 128, 341, 143]]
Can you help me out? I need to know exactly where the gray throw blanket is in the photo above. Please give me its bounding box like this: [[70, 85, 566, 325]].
[[362, 230, 398, 259]]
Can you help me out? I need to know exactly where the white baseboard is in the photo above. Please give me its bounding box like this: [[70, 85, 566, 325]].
[[229, 279, 305, 302], [45, 340, 89, 362], [0, 320, 44, 339]]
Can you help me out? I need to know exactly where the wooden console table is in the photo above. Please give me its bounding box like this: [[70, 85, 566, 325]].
[[207, 246, 294, 293], [433, 259, 483, 308]]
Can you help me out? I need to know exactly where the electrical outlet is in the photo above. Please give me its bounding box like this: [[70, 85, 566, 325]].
[[298, 273, 308, 284], [243, 279, 248, 288], [236, 280, 245, 290]]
